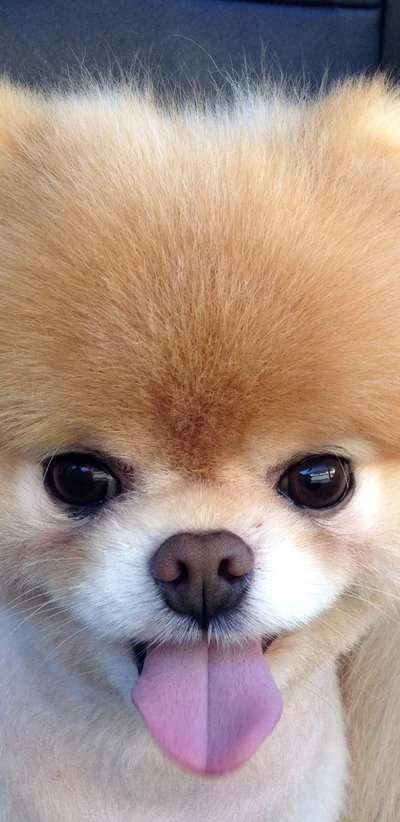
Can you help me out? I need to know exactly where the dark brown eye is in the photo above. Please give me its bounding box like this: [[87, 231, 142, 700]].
[[277, 455, 352, 510], [45, 454, 119, 507]]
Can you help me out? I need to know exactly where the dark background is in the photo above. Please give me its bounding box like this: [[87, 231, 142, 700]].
[[0, 0, 398, 94]]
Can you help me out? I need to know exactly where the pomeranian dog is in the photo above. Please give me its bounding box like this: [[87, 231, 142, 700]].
[[0, 76, 399, 822]]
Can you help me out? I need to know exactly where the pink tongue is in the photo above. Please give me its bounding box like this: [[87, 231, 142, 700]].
[[131, 638, 282, 775]]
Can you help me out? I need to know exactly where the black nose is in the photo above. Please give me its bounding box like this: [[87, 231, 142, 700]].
[[150, 531, 254, 628]]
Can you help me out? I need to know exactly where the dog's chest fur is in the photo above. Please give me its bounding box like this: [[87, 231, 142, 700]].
[[0, 610, 347, 822]]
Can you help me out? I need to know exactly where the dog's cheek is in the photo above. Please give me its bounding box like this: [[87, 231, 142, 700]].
[[0, 458, 89, 598], [62, 517, 163, 641], [258, 463, 396, 633], [250, 527, 349, 634], [317, 462, 400, 581]]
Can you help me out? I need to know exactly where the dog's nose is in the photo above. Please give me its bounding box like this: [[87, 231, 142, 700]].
[[151, 531, 254, 628]]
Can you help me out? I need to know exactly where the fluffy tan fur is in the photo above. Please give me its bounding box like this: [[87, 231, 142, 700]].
[[1, 77, 400, 820]]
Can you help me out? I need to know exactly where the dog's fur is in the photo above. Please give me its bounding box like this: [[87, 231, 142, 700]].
[[0, 77, 400, 820]]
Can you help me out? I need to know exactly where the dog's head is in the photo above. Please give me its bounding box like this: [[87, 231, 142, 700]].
[[1, 79, 400, 773]]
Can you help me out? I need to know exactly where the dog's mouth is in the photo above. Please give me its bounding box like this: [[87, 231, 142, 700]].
[[130, 635, 276, 675], [129, 634, 281, 775], [131, 640, 148, 676]]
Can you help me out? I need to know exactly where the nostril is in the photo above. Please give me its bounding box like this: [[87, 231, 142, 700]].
[[152, 554, 188, 586], [218, 557, 248, 583], [173, 561, 188, 586], [218, 550, 254, 583]]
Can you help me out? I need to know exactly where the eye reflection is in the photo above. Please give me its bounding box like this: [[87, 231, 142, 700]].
[[300, 463, 337, 487]]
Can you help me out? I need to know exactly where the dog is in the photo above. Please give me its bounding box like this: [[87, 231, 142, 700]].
[[0, 76, 399, 821]]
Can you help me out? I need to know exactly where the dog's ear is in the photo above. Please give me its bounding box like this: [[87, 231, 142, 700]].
[[315, 76, 400, 158], [361, 81, 400, 157], [0, 80, 43, 153]]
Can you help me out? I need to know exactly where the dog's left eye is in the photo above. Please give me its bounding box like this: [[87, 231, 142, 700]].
[[277, 454, 352, 510], [44, 453, 119, 507]]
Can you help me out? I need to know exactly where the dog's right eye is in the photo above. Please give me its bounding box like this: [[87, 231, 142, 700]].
[[44, 453, 120, 507]]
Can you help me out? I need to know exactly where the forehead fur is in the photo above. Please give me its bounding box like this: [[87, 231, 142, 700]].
[[0, 79, 400, 470]]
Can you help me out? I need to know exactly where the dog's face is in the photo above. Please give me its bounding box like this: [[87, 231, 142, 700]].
[[1, 80, 400, 772]]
